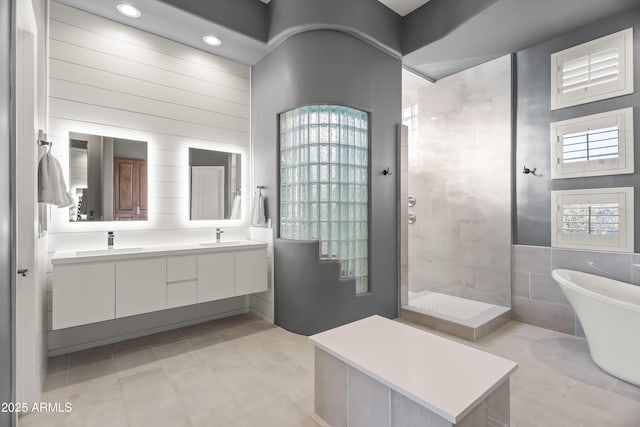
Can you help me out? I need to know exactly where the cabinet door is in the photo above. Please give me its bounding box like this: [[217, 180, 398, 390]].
[[197, 252, 235, 302], [53, 263, 115, 329], [235, 249, 268, 295], [116, 258, 166, 318]]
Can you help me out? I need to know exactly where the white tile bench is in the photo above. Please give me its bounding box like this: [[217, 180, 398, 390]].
[[310, 315, 518, 427]]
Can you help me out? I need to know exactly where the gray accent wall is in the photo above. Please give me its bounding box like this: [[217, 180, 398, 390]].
[[0, 0, 14, 425], [515, 7, 640, 249], [252, 30, 401, 335]]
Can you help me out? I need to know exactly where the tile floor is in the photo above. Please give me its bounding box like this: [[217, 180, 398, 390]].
[[20, 313, 640, 427]]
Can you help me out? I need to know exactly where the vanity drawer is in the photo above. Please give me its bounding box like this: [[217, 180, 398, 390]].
[[167, 280, 197, 309], [167, 255, 196, 283]]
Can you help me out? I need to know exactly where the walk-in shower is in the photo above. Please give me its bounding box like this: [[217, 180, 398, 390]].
[[400, 56, 512, 340]]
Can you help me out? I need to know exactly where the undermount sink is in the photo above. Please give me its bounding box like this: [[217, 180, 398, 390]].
[[76, 247, 144, 256], [199, 241, 242, 247]]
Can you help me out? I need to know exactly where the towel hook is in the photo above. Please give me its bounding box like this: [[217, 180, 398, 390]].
[[256, 185, 266, 196], [37, 129, 53, 152]]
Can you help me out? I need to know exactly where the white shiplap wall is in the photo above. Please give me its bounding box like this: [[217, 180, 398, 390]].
[[46, 3, 256, 350], [48, 2, 251, 234]]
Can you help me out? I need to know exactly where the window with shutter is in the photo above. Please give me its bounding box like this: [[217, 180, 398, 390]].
[[550, 108, 633, 179], [551, 187, 634, 252], [551, 28, 633, 110]]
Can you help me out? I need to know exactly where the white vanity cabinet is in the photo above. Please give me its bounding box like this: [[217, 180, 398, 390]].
[[116, 258, 167, 318], [52, 262, 116, 329], [167, 255, 197, 309], [51, 241, 268, 329], [236, 249, 268, 295], [197, 252, 236, 302]]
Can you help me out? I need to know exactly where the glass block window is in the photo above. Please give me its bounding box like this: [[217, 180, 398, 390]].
[[551, 187, 633, 252], [280, 105, 369, 294], [551, 108, 633, 179]]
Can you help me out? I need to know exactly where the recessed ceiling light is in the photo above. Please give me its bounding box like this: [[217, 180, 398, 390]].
[[116, 4, 141, 18], [203, 35, 222, 47], [430, 116, 438, 120]]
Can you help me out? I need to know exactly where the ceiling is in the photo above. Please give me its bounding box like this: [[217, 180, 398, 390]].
[[404, 0, 640, 80], [54, 0, 640, 80], [55, 0, 269, 65], [258, 0, 431, 16], [377, 0, 432, 16]]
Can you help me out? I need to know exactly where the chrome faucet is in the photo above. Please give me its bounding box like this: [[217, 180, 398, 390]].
[[215, 227, 224, 243], [107, 231, 115, 249]]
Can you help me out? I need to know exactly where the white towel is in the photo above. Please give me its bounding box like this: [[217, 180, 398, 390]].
[[38, 153, 74, 208], [230, 195, 241, 219], [252, 192, 266, 226]]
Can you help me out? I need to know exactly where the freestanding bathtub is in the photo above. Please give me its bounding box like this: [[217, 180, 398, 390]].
[[551, 269, 640, 386]]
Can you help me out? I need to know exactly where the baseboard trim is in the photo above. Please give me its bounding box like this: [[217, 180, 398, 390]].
[[250, 307, 274, 324], [47, 307, 250, 357]]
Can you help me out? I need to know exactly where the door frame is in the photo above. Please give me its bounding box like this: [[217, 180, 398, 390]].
[[1, 0, 16, 425], [15, 0, 39, 407]]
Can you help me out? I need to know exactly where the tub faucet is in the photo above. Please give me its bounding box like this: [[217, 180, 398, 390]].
[[107, 231, 115, 249], [215, 227, 224, 243]]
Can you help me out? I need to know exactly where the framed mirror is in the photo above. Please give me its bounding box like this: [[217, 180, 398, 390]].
[[189, 147, 241, 220], [68, 131, 148, 222]]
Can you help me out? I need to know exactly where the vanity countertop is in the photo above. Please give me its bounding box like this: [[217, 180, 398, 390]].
[[52, 240, 267, 265]]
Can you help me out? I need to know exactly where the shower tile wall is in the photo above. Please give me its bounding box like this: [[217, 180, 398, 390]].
[[404, 55, 512, 308], [512, 244, 638, 337]]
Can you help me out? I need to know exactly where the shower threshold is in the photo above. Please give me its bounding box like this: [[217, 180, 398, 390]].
[[401, 291, 510, 341]]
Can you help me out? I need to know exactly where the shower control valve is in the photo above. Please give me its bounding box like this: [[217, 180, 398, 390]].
[[408, 212, 416, 224]]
